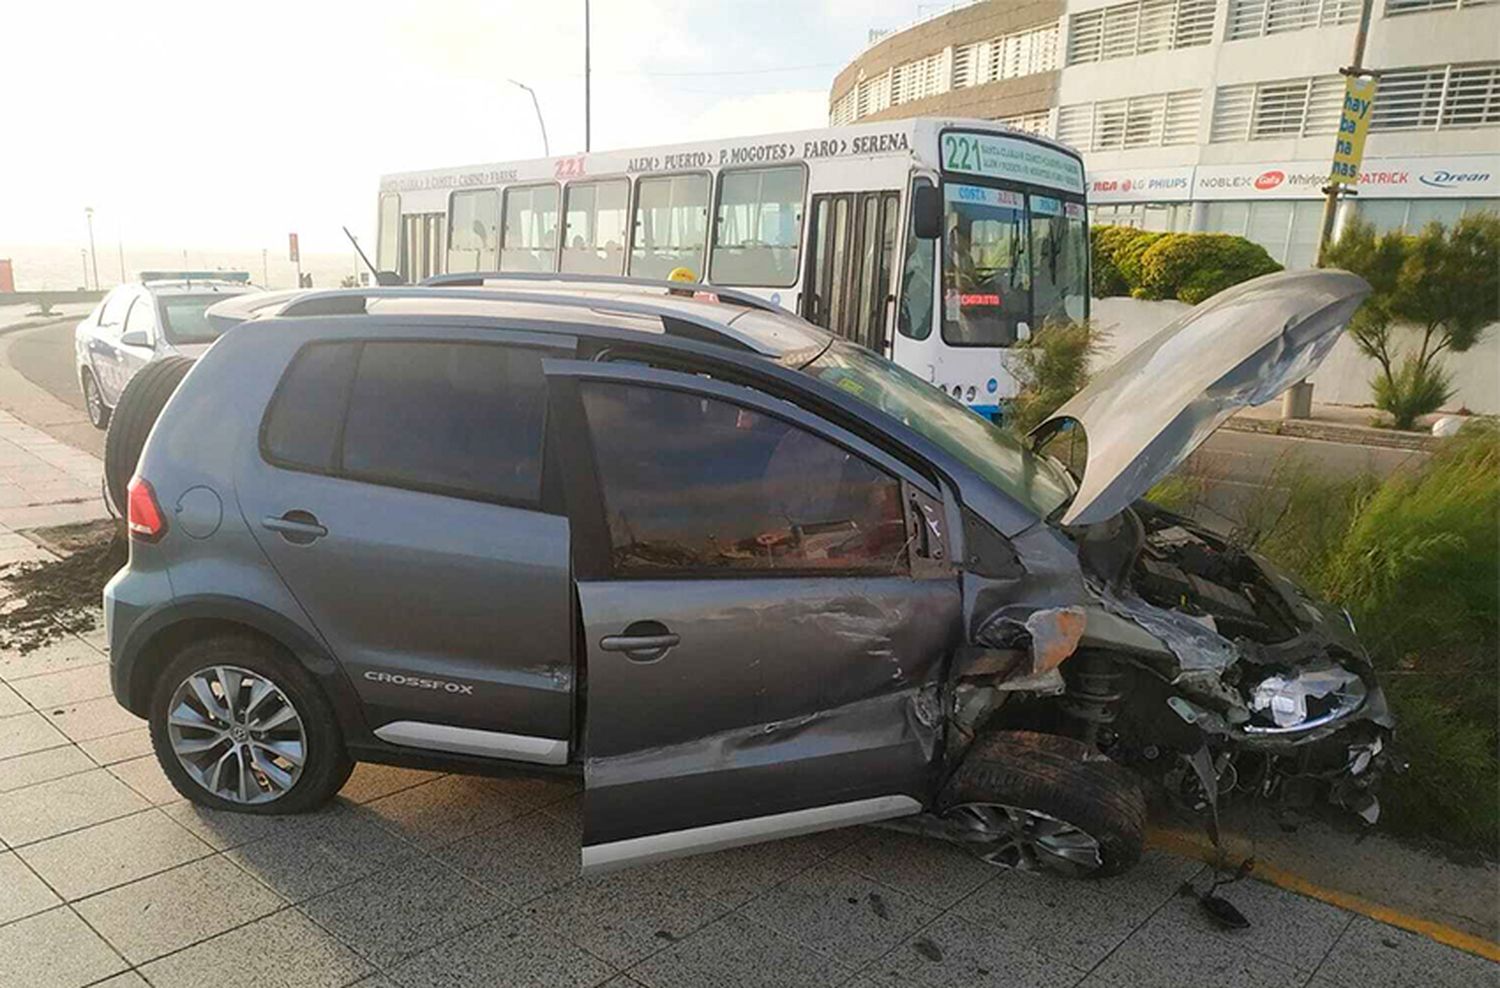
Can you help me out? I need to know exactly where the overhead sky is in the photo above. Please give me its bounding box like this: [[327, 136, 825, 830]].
[[1, 0, 930, 255]]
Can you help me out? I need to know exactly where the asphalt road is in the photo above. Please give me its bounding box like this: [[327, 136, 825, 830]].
[[4, 318, 1425, 520]]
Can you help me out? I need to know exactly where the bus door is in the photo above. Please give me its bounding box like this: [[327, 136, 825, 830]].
[[400, 213, 447, 283], [801, 191, 901, 356]]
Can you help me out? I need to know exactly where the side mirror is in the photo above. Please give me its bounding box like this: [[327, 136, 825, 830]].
[[120, 330, 150, 347], [912, 184, 943, 241]]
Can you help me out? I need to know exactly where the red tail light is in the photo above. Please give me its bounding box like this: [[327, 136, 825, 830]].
[[126, 476, 167, 542]]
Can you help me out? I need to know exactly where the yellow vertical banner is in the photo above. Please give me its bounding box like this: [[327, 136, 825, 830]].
[[1330, 75, 1378, 185]]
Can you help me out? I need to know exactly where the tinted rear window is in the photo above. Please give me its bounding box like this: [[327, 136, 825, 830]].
[[262, 342, 359, 471]]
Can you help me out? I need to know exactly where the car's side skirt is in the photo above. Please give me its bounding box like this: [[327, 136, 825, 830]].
[[373, 720, 569, 766], [580, 794, 921, 875]]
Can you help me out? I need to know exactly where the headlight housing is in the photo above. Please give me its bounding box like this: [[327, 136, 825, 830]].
[[1244, 660, 1367, 734]]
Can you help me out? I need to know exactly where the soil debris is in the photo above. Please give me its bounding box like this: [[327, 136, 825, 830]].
[[0, 520, 124, 654]]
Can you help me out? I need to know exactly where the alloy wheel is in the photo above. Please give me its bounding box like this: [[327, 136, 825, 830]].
[[84, 375, 104, 426], [165, 665, 306, 804], [942, 802, 1104, 876]]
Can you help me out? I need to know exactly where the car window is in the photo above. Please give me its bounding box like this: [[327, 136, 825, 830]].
[[122, 297, 157, 343], [340, 341, 550, 504], [580, 381, 908, 576], [262, 342, 361, 471], [98, 290, 133, 333], [160, 294, 238, 345]]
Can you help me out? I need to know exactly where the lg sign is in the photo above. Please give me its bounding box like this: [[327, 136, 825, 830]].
[[1254, 170, 1285, 191]]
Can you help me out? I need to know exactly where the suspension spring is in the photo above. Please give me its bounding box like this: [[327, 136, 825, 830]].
[[1063, 654, 1125, 747]]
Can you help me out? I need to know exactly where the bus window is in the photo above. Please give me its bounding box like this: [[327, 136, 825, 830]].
[[1029, 197, 1089, 327], [710, 166, 805, 287], [898, 180, 935, 342], [448, 189, 500, 273], [377, 194, 401, 273], [501, 184, 559, 272], [630, 174, 709, 281], [941, 184, 1030, 347], [562, 179, 629, 275]]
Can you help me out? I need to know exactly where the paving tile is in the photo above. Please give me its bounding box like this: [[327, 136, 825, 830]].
[[364, 773, 575, 849], [435, 804, 583, 906], [1081, 906, 1307, 988], [388, 911, 615, 988], [78, 726, 152, 765], [0, 906, 129, 988], [108, 753, 179, 804], [162, 794, 348, 850], [0, 767, 149, 846], [0, 850, 61, 925], [227, 807, 418, 902], [871, 913, 1082, 988], [75, 855, 285, 964], [8, 663, 112, 708], [140, 907, 373, 988], [1157, 874, 1352, 972], [0, 742, 95, 793], [832, 827, 996, 909], [952, 849, 1204, 971], [0, 681, 27, 717], [17, 808, 213, 900], [0, 636, 106, 681], [738, 860, 940, 969], [89, 973, 151, 988], [1314, 915, 1500, 988], [338, 762, 446, 804], [40, 694, 143, 742], [301, 855, 505, 969], [0, 709, 69, 759], [523, 862, 731, 968], [646, 827, 860, 909], [629, 912, 852, 988]]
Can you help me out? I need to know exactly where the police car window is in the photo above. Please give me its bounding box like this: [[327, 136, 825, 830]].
[[98, 291, 132, 332], [122, 298, 156, 342]]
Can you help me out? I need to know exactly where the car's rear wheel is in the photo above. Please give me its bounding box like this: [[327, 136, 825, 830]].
[[81, 370, 110, 430], [148, 633, 353, 814], [103, 356, 193, 514], [938, 730, 1146, 877]]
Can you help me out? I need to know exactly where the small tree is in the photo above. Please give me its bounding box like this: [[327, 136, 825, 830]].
[[1325, 214, 1500, 429], [1007, 319, 1105, 435]]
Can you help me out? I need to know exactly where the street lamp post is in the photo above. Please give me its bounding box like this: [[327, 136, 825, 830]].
[[84, 207, 100, 291], [508, 79, 551, 157], [584, 0, 591, 153]]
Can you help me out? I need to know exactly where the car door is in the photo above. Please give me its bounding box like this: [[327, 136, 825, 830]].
[[546, 360, 962, 873], [116, 295, 158, 391], [235, 329, 579, 761], [89, 289, 131, 404]]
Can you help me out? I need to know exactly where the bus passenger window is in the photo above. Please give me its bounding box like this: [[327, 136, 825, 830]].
[[1029, 196, 1089, 327], [898, 182, 935, 342], [630, 174, 709, 281], [562, 180, 629, 275], [941, 184, 1030, 347], [500, 184, 559, 272], [710, 166, 806, 287], [447, 189, 499, 273]]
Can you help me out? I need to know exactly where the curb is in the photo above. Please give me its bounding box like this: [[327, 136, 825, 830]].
[[1222, 415, 1437, 451]]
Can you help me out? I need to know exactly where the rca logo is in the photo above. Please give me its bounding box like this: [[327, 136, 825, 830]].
[[1254, 170, 1286, 191]]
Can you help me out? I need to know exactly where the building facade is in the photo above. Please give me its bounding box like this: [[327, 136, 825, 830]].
[[829, 0, 1499, 268]]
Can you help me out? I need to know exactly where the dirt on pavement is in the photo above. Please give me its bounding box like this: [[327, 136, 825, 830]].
[[0, 519, 124, 653]]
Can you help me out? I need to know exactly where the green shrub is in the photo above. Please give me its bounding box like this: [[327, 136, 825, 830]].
[[1006, 319, 1106, 435], [1115, 231, 1165, 295], [1090, 226, 1140, 297], [1137, 233, 1283, 304], [1370, 356, 1454, 430]]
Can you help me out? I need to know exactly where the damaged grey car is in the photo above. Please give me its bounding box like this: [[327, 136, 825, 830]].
[[105, 268, 1391, 879]]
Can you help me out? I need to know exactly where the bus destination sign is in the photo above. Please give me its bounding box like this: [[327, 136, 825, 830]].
[[941, 132, 1085, 195]]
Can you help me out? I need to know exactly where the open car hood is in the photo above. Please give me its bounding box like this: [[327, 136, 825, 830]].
[[1038, 269, 1370, 527]]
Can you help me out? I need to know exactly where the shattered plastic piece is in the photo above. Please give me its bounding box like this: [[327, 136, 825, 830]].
[[1248, 663, 1364, 730], [1024, 607, 1087, 675]]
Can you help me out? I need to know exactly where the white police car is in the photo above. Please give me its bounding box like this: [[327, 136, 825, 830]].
[[75, 272, 259, 428]]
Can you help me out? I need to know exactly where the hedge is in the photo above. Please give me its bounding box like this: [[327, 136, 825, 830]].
[[1092, 226, 1282, 304]]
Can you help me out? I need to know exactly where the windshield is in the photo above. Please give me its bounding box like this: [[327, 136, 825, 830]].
[[942, 184, 1030, 346], [802, 340, 1074, 519], [1029, 197, 1089, 326], [160, 295, 236, 345]]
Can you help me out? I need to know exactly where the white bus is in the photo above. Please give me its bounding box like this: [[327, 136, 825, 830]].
[[374, 117, 1089, 418]]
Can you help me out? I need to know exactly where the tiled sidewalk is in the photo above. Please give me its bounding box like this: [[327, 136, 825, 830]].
[[0, 408, 109, 561]]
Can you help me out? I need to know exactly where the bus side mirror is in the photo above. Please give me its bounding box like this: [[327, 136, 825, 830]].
[[912, 185, 943, 240]]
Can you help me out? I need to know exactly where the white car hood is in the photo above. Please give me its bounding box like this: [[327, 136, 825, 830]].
[[1039, 269, 1371, 527]]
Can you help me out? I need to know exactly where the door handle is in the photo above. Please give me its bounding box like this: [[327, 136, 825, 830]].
[[600, 620, 679, 662], [261, 511, 327, 544]]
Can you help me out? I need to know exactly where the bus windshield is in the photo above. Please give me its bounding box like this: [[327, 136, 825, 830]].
[[801, 340, 1073, 519]]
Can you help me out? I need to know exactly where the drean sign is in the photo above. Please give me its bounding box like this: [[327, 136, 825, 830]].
[[941, 131, 1086, 195]]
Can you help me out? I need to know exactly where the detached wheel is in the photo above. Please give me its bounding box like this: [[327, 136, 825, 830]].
[[939, 730, 1145, 877], [148, 633, 352, 814], [103, 356, 193, 513], [82, 370, 110, 430]]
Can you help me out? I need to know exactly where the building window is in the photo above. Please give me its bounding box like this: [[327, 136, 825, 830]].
[[1209, 75, 1343, 141], [1056, 90, 1202, 151], [1385, 0, 1493, 16], [998, 111, 1053, 136], [1353, 197, 1498, 233], [1067, 0, 1216, 64], [1226, 0, 1362, 40], [1202, 200, 1325, 268], [1373, 62, 1500, 130], [1090, 202, 1193, 232]]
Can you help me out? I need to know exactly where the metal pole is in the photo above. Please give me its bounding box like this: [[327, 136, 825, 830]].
[[84, 207, 100, 290], [117, 234, 126, 283], [1315, 0, 1375, 267], [584, 0, 591, 153], [262, 248, 269, 287], [80, 250, 89, 290], [509, 80, 550, 156]]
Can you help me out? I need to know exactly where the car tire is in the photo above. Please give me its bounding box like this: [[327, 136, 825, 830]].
[[103, 356, 193, 514], [148, 632, 353, 814], [938, 730, 1146, 877], [81, 370, 110, 430]]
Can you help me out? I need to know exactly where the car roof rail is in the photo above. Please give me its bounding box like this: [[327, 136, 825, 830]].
[[274, 287, 768, 353], [418, 271, 788, 316]]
